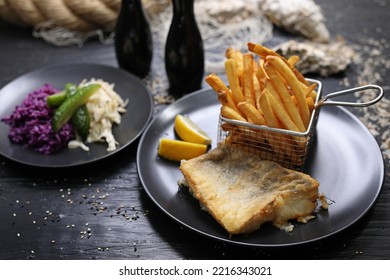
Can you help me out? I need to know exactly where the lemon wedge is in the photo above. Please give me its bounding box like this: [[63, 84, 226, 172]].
[[158, 138, 208, 162], [174, 114, 212, 145]]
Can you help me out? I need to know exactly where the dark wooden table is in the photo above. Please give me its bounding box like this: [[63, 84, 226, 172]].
[[0, 0, 389, 260]]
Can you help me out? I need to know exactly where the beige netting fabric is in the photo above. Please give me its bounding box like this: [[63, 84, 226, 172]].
[[0, 0, 273, 49]]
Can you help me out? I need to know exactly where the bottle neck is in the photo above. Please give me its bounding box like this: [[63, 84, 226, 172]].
[[172, 0, 195, 16], [121, 0, 142, 11]]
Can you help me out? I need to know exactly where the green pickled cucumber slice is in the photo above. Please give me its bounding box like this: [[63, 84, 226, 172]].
[[52, 84, 101, 132], [47, 90, 66, 107], [47, 83, 77, 108], [71, 105, 90, 141]]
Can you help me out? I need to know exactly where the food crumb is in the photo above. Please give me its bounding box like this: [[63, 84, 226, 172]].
[[319, 193, 329, 210]]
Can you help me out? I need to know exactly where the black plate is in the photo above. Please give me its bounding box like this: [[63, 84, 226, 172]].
[[137, 89, 384, 247], [0, 63, 153, 167]]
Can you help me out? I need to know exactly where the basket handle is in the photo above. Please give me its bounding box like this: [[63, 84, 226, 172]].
[[315, 84, 384, 108]]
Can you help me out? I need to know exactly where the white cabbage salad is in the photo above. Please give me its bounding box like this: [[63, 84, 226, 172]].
[[68, 78, 128, 152]]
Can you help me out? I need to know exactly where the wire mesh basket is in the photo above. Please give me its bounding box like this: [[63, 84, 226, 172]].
[[217, 79, 384, 171]]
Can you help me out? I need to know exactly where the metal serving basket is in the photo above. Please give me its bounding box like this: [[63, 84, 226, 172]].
[[217, 79, 384, 171]]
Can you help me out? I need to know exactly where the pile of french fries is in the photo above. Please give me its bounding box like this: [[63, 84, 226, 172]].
[[206, 42, 317, 132], [205, 42, 319, 168]]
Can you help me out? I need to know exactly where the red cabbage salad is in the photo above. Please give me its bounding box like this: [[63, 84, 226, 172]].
[[1, 84, 75, 155]]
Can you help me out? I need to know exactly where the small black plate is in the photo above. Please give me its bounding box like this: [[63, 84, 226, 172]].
[[137, 88, 384, 247], [0, 63, 153, 167]]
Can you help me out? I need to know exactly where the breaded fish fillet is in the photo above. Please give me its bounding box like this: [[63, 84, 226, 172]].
[[179, 143, 319, 235]]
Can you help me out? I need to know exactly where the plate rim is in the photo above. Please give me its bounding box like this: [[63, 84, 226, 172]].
[[0, 62, 154, 168], [136, 88, 385, 247]]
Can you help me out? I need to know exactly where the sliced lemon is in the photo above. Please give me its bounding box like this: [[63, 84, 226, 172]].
[[174, 114, 212, 145], [158, 138, 207, 162]]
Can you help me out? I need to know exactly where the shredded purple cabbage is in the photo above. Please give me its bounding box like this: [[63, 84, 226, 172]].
[[1, 84, 74, 154]]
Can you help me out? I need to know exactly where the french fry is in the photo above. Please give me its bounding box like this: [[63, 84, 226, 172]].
[[291, 95, 297, 106], [226, 47, 244, 85], [237, 101, 266, 125], [309, 90, 317, 101], [266, 92, 300, 132], [292, 67, 309, 86], [226, 47, 244, 71], [255, 58, 269, 82], [306, 96, 315, 114], [287, 55, 300, 67], [242, 53, 256, 106], [264, 78, 284, 108], [221, 105, 246, 122], [216, 90, 229, 106], [247, 42, 276, 58], [259, 89, 281, 128], [205, 73, 240, 112], [266, 55, 311, 128], [303, 83, 317, 98], [225, 59, 245, 104], [264, 66, 306, 132], [205, 73, 230, 93], [254, 59, 269, 110], [248, 42, 308, 86], [217, 91, 244, 118], [253, 72, 263, 111], [299, 82, 318, 104]]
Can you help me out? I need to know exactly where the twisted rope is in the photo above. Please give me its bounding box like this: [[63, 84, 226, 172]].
[[0, 0, 120, 32]]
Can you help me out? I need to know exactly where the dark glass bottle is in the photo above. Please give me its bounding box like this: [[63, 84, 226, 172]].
[[165, 0, 204, 98], [114, 0, 153, 78]]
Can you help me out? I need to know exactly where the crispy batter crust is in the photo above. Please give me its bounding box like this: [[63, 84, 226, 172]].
[[180, 143, 319, 235]]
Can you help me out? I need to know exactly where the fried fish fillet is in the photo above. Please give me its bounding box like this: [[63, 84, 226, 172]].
[[179, 143, 319, 235]]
